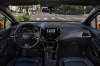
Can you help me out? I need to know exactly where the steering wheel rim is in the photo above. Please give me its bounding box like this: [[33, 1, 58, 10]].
[[14, 23, 41, 49]]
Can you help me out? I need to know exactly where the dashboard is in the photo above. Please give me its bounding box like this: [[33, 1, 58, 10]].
[[9, 22, 92, 48]]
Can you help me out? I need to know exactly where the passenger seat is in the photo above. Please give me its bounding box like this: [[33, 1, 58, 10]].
[[56, 40, 94, 66], [59, 57, 94, 66]]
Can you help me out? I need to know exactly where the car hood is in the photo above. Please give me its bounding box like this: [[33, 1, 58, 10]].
[[0, 0, 100, 6]]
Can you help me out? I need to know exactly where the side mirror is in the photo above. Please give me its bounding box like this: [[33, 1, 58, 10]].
[[0, 22, 4, 29], [97, 22, 100, 29]]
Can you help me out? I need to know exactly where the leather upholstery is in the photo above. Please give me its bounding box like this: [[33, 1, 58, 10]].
[[7, 57, 42, 66], [59, 57, 94, 66]]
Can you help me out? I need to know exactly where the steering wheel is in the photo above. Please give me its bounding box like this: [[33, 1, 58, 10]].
[[14, 23, 41, 49]]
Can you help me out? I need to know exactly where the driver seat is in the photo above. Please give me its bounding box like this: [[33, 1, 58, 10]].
[[7, 57, 42, 66]]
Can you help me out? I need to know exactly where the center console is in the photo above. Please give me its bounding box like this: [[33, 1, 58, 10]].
[[42, 28, 60, 66]]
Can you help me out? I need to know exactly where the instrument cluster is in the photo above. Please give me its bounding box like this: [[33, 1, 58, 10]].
[[21, 25, 38, 33]]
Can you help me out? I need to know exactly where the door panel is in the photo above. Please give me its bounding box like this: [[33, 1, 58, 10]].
[[0, 29, 14, 66], [89, 28, 100, 56]]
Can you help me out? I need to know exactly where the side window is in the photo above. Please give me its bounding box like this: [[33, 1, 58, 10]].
[[5, 18, 11, 29], [97, 15, 100, 29], [0, 13, 11, 30], [90, 18, 97, 28], [90, 15, 100, 29]]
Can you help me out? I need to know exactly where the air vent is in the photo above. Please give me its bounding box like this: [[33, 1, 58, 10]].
[[82, 32, 89, 36]]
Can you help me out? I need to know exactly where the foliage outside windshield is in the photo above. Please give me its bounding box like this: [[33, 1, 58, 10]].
[[9, 5, 93, 22]]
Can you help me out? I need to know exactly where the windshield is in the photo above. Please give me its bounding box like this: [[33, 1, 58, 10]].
[[9, 5, 93, 22]]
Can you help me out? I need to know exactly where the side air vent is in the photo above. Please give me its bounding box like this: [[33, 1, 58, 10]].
[[82, 32, 89, 36]]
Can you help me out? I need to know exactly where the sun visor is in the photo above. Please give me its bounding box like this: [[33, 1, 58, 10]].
[[63, 0, 97, 6], [40, 0, 62, 7], [0, 0, 39, 5], [39, 0, 100, 6]]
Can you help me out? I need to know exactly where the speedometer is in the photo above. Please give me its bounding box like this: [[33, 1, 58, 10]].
[[22, 27, 27, 32]]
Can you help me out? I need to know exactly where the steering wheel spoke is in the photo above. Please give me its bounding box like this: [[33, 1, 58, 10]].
[[24, 44, 29, 48]]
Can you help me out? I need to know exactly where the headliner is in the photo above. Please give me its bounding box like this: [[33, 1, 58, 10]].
[[0, 0, 99, 6]]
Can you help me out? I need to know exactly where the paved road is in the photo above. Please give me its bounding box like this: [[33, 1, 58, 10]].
[[30, 12, 88, 21]]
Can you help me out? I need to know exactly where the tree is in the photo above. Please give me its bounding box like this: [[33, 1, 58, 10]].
[[24, 5, 33, 15], [58, 5, 84, 11], [17, 6, 24, 13], [36, 5, 40, 12]]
